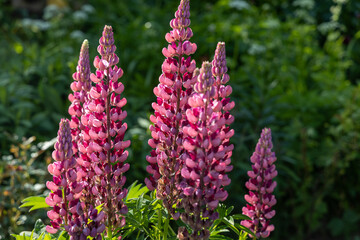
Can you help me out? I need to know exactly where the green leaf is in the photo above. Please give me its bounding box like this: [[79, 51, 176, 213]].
[[43, 230, 68, 240], [38, 233, 45, 240], [20, 196, 50, 212], [225, 206, 234, 216], [43, 233, 51, 240], [232, 214, 252, 221], [11, 232, 34, 240], [34, 219, 46, 235], [235, 223, 256, 238], [210, 235, 233, 240], [210, 229, 230, 236], [125, 181, 149, 200], [222, 218, 239, 235]]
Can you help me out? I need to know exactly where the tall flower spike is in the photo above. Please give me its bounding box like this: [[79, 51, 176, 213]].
[[210, 42, 234, 178], [68, 40, 91, 156], [78, 25, 129, 237], [67, 40, 95, 208], [145, 0, 197, 219], [241, 128, 277, 239], [178, 62, 234, 240]]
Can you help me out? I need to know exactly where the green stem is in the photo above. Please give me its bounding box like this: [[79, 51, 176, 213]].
[[107, 225, 113, 240], [158, 208, 162, 239], [168, 224, 176, 236], [163, 214, 170, 240]]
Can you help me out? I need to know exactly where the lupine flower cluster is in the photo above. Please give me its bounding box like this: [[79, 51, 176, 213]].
[[145, 0, 236, 238], [241, 128, 277, 239], [80, 25, 129, 232], [46, 25, 129, 239], [177, 60, 234, 239], [44, 0, 278, 239], [145, 0, 197, 219]]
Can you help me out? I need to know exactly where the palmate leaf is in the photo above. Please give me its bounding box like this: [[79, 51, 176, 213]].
[[20, 196, 50, 212], [11, 231, 36, 240], [125, 181, 149, 200], [11, 219, 67, 240]]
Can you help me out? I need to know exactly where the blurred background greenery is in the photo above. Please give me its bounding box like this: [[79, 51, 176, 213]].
[[0, 0, 360, 239]]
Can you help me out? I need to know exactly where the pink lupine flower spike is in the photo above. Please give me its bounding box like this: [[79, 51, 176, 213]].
[[145, 0, 198, 219], [241, 128, 278, 239], [178, 60, 234, 240], [78, 25, 129, 237]]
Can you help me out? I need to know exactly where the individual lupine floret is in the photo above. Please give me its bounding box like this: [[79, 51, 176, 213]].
[[241, 128, 277, 239], [45, 119, 83, 234], [78, 25, 129, 237], [145, 0, 197, 219], [177, 62, 234, 240]]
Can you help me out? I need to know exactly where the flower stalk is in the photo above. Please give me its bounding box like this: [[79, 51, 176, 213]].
[[241, 128, 277, 239], [178, 59, 234, 239], [81, 25, 129, 236], [145, 0, 197, 220]]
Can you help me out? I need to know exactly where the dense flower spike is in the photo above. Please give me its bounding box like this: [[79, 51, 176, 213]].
[[67, 39, 96, 209], [241, 128, 277, 239], [46, 119, 105, 240], [211, 42, 231, 101], [68, 40, 91, 157], [177, 61, 234, 240], [78, 25, 129, 236], [45, 119, 80, 234], [145, 0, 197, 219]]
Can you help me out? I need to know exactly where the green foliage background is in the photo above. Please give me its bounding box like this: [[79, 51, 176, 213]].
[[1, 0, 360, 239]]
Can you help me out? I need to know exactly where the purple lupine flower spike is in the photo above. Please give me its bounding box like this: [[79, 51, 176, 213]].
[[46, 119, 105, 240], [241, 128, 277, 239], [211, 42, 231, 100], [145, 0, 197, 219], [45, 119, 78, 234], [178, 61, 234, 240], [79, 25, 129, 236], [210, 42, 235, 174], [67, 40, 97, 213]]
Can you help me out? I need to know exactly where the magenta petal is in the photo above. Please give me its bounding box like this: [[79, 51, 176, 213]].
[[46, 181, 59, 192], [46, 225, 58, 234]]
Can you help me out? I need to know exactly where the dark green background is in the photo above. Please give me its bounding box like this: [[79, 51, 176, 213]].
[[1, 0, 360, 239]]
